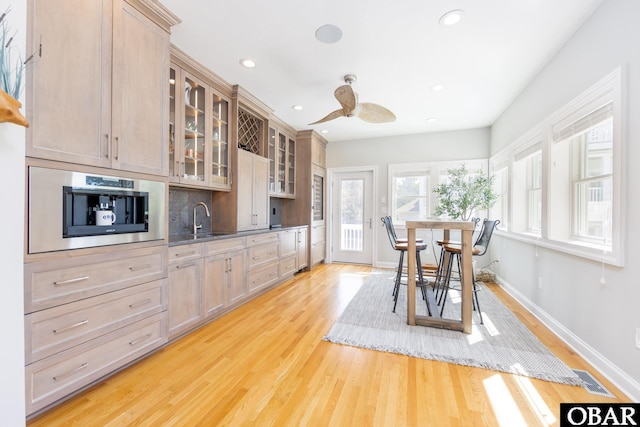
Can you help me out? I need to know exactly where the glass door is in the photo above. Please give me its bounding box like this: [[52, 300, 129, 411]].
[[331, 170, 374, 264], [268, 127, 276, 193], [286, 137, 295, 196], [210, 93, 229, 187], [169, 66, 177, 179], [277, 132, 286, 193], [183, 74, 205, 182]]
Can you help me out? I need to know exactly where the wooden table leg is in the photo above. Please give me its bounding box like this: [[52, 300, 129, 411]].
[[407, 227, 416, 325], [460, 228, 473, 333]]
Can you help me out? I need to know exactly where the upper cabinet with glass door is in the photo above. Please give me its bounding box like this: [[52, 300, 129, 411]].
[[210, 94, 229, 187], [169, 62, 231, 191], [268, 125, 296, 198]]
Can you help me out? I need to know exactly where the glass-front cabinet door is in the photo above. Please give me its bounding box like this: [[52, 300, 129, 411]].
[[169, 63, 231, 190], [169, 66, 177, 178], [183, 73, 206, 183], [268, 126, 296, 198], [278, 132, 286, 193], [268, 127, 276, 193], [209, 93, 229, 188], [287, 136, 296, 196]]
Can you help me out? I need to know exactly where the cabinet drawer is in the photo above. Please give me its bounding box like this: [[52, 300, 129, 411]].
[[279, 254, 297, 279], [246, 263, 279, 293], [247, 243, 279, 269], [312, 242, 326, 264], [26, 312, 167, 415], [311, 225, 325, 244], [203, 238, 245, 256], [246, 232, 279, 247], [168, 243, 202, 263], [26, 279, 166, 364], [25, 245, 168, 313]]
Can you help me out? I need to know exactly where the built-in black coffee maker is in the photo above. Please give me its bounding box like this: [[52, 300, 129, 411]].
[[28, 166, 166, 254], [63, 183, 149, 237]]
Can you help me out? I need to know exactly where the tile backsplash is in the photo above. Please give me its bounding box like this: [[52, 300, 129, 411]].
[[168, 188, 212, 235]]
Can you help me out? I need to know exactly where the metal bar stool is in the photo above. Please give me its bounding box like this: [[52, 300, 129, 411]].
[[381, 217, 431, 315]]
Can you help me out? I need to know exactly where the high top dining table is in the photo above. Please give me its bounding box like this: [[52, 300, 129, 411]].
[[406, 219, 475, 334]]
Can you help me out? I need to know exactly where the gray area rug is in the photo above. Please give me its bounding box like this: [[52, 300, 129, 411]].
[[323, 270, 583, 386]]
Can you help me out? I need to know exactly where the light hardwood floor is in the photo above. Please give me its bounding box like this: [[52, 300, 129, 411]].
[[27, 263, 630, 426]]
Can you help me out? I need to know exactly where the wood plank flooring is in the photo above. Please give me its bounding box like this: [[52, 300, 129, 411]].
[[27, 263, 631, 426]]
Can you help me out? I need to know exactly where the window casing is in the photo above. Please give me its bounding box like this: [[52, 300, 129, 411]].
[[490, 67, 624, 266], [388, 160, 488, 227], [489, 159, 509, 231]]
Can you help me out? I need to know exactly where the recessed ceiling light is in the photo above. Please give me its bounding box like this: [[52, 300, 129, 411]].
[[315, 24, 343, 44], [431, 84, 444, 92], [239, 58, 256, 68], [425, 117, 437, 124], [320, 129, 329, 134], [439, 10, 464, 26], [292, 105, 303, 111]]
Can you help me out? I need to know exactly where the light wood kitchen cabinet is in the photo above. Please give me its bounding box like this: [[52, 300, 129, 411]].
[[297, 227, 308, 271], [168, 243, 203, 338], [246, 232, 279, 293], [279, 227, 307, 276], [238, 150, 270, 231], [203, 238, 246, 314], [26, 0, 179, 176], [282, 130, 327, 270], [268, 124, 296, 198], [169, 60, 231, 190], [25, 279, 166, 364], [23, 243, 169, 415], [26, 312, 167, 415]]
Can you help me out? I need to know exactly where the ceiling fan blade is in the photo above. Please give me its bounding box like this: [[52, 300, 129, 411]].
[[308, 108, 346, 125], [357, 103, 396, 123], [334, 84, 357, 114]]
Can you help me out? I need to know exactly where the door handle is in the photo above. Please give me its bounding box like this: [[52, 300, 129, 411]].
[[369, 218, 372, 229]]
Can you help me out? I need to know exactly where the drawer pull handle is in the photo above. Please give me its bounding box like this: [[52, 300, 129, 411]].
[[176, 262, 195, 269], [129, 264, 152, 272], [53, 363, 88, 381], [129, 298, 152, 309], [53, 319, 89, 334], [53, 276, 89, 286], [129, 333, 152, 346], [175, 251, 196, 258], [252, 256, 262, 260]]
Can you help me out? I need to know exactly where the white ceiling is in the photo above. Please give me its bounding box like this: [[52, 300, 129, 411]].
[[161, 0, 604, 143]]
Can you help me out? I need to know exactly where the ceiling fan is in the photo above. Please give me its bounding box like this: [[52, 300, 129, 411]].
[[309, 74, 396, 125]]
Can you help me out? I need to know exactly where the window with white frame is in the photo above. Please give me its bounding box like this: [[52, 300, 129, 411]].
[[389, 165, 431, 225], [388, 160, 488, 227], [490, 67, 624, 266], [490, 158, 509, 230], [550, 102, 615, 247], [511, 137, 543, 236]]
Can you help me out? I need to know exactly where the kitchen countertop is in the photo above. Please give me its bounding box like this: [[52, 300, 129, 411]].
[[169, 225, 307, 246]]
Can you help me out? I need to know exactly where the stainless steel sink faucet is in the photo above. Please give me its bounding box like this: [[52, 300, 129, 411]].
[[193, 202, 210, 234]]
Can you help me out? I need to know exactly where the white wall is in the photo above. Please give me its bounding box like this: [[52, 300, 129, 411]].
[[0, 0, 27, 423], [326, 128, 490, 267], [490, 0, 640, 400]]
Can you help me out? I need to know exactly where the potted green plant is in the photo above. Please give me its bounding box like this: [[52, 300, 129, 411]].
[[433, 163, 498, 220]]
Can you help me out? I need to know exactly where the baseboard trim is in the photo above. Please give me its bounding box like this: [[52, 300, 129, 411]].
[[494, 272, 640, 402]]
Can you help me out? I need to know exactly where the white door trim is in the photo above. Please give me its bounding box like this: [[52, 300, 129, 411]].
[[327, 166, 378, 265]]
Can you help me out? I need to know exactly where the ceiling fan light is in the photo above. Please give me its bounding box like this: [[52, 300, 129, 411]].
[[315, 24, 343, 44], [439, 10, 464, 26], [239, 58, 256, 68]]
